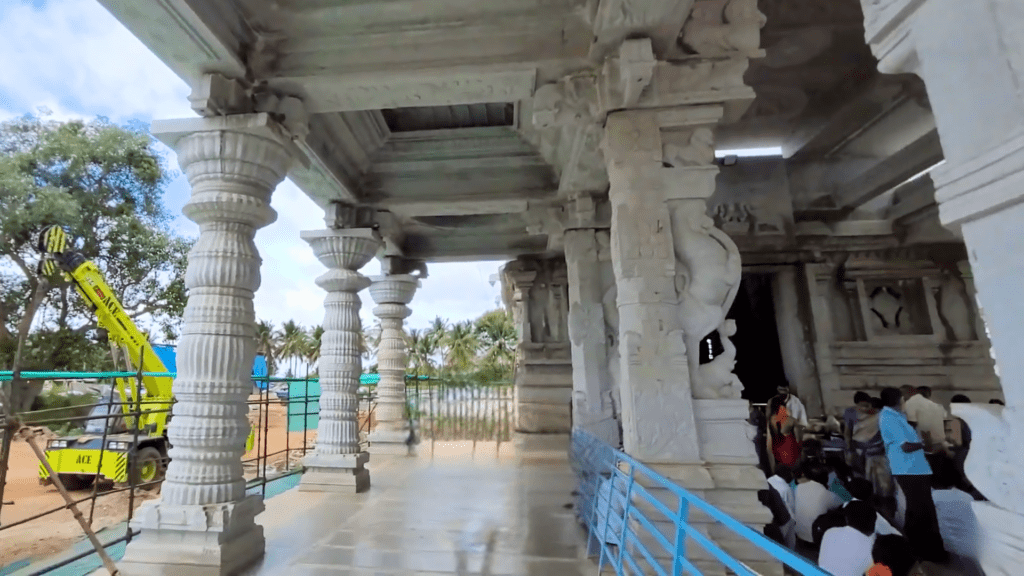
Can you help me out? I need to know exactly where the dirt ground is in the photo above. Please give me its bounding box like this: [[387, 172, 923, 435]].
[[0, 395, 367, 568]]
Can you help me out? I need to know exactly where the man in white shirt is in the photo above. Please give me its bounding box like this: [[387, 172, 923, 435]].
[[819, 500, 877, 576], [794, 464, 842, 544], [901, 386, 949, 453]]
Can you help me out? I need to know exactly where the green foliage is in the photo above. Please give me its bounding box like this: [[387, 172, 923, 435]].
[[29, 387, 100, 432], [2, 329, 114, 372], [0, 114, 193, 371]]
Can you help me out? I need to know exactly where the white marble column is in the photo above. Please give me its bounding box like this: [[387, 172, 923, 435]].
[[299, 228, 381, 493], [367, 273, 419, 454], [119, 114, 296, 576], [860, 2, 1024, 573]]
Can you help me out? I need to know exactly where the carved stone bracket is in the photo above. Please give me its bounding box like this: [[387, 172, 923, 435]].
[[532, 74, 599, 130], [189, 73, 310, 141], [680, 0, 767, 57], [324, 202, 378, 230]]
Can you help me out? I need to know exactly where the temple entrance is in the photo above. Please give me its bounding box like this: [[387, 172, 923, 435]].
[[728, 273, 788, 404]]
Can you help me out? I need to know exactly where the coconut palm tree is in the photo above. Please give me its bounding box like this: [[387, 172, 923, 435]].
[[427, 316, 450, 368], [255, 319, 279, 376], [407, 328, 437, 376], [443, 321, 480, 373], [279, 320, 308, 377], [475, 309, 517, 370], [305, 325, 324, 373]]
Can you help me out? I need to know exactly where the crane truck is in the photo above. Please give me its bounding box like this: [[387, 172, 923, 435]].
[[34, 225, 255, 490]]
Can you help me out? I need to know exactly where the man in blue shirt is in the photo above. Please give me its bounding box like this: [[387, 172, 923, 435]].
[[878, 387, 948, 564]]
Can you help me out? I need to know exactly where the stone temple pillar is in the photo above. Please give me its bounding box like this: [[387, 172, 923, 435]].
[[119, 114, 296, 576], [368, 271, 420, 455], [603, 109, 778, 576], [299, 226, 381, 493], [563, 194, 620, 446], [860, 2, 1024, 573]]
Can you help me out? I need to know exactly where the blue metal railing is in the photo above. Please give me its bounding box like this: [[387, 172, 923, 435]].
[[571, 430, 829, 576]]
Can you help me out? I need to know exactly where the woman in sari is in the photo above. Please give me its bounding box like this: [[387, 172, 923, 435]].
[[767, 395, 801, 473]]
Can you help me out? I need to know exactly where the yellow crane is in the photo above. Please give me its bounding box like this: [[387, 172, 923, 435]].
[[34, 225, 253, 489]]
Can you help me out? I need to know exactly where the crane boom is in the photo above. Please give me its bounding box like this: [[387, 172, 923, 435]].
[[37, 225, 174, 435]]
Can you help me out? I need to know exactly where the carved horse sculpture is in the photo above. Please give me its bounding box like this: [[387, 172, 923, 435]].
[[669, 202, 744, 399]]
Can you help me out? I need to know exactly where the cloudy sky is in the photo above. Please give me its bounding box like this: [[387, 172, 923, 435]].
[[0, 0, 506, 337]]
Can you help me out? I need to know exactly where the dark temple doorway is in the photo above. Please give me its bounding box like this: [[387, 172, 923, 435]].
[[727, 273, 789, 404]]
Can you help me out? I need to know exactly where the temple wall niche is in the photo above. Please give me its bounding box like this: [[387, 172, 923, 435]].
[[501, 256, 573, 433], [804, 252, 1001, 414]]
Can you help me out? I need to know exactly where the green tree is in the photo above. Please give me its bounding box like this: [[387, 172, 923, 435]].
[[278, 320, 308, 377], [306, 325, 324, 373], [407, 328, 437, 376], [474, 308, 517, 374], [443, 321, 480, 373], [427, 316, 450, 369], [0, 114, 192, 409], [255, 319, 279, 376]]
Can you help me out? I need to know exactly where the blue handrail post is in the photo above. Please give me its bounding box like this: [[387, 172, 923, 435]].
[[615, 461, 636, 575], [672, 497, 689, 576], [596, 467, 616, 573]]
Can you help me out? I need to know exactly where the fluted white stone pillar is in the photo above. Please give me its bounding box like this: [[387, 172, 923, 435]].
[[299, 228, 381, 492], [367, 274, 419, 454], [120, 113, 296, 576]]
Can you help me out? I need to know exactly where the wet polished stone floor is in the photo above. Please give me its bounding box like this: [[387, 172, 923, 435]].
[[244, 437, 598, 576]]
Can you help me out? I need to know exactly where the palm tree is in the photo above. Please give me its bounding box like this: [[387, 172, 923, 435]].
[[428, 316, 450, 369], [407, 328, 437, 376], [305, 325, 324, 374], [279, 320, 308, 377], [255, 320, 279, 376], [443, 321, 480, 373], [475, 309, 517, 370]]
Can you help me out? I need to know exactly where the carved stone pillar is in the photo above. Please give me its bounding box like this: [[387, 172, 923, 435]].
[[564, 220, 619, 446], [299, 227, 381, 493], [603, 109, 778, 576], [367, 273, 420, 455], [119, 114, 297, 576], [860, 3, 1024, 573]]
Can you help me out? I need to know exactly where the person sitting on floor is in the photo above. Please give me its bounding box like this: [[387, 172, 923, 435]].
[[931, 454, 983, 573], [795, 463, 843, 547], [819, 500, 877, 576], [761, 465, 796, 548], [867, 534, 918, 576], [845, 477, 901, 537]]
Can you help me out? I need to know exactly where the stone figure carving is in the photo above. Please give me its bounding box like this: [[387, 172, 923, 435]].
[[662, 128, 716, 167], [712, 201, 753, 230], [669, 202, 744, 399], [681, 0, 767, 55], [936, 270, 979, 341], [661, 58, 750, 94], [602, 282, 621, 411], [532, 76, 598, 130]]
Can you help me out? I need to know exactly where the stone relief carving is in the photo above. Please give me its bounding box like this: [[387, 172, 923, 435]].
[[935, 270, 979, 341], [656, 58, 750, 97], [712, 201, 753, 234], [321, 70, 536, 112], [532, 75, 599, 130], [616, 203, 674, 279], [681, 0, 767, 55], [188, 73, 310, 140], [867, 285, 905, 335], [662, 128, 716, 167], [597, 0, 660, 30], [669, 202, 744, 399]]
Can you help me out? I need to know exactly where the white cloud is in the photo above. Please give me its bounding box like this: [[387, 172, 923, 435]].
[[2, 0, 509, 346], [0, 0, 193, 121]]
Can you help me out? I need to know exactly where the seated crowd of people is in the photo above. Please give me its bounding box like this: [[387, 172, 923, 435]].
[[757, 384, 990, 576]]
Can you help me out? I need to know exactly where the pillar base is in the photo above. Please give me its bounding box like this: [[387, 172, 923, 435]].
[[118, 495, 265, 576], [299, 451, 370, 493], [367, 429, 413, 456]]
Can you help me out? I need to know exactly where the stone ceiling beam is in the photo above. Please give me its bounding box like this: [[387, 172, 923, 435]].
[[96, 0, 249, 87], [276, 68, 540, 114], [885, 175, 937, 223], [382, 199, 532, 218], [830, 129, 943, 216], [783, 74, 919, 159]]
